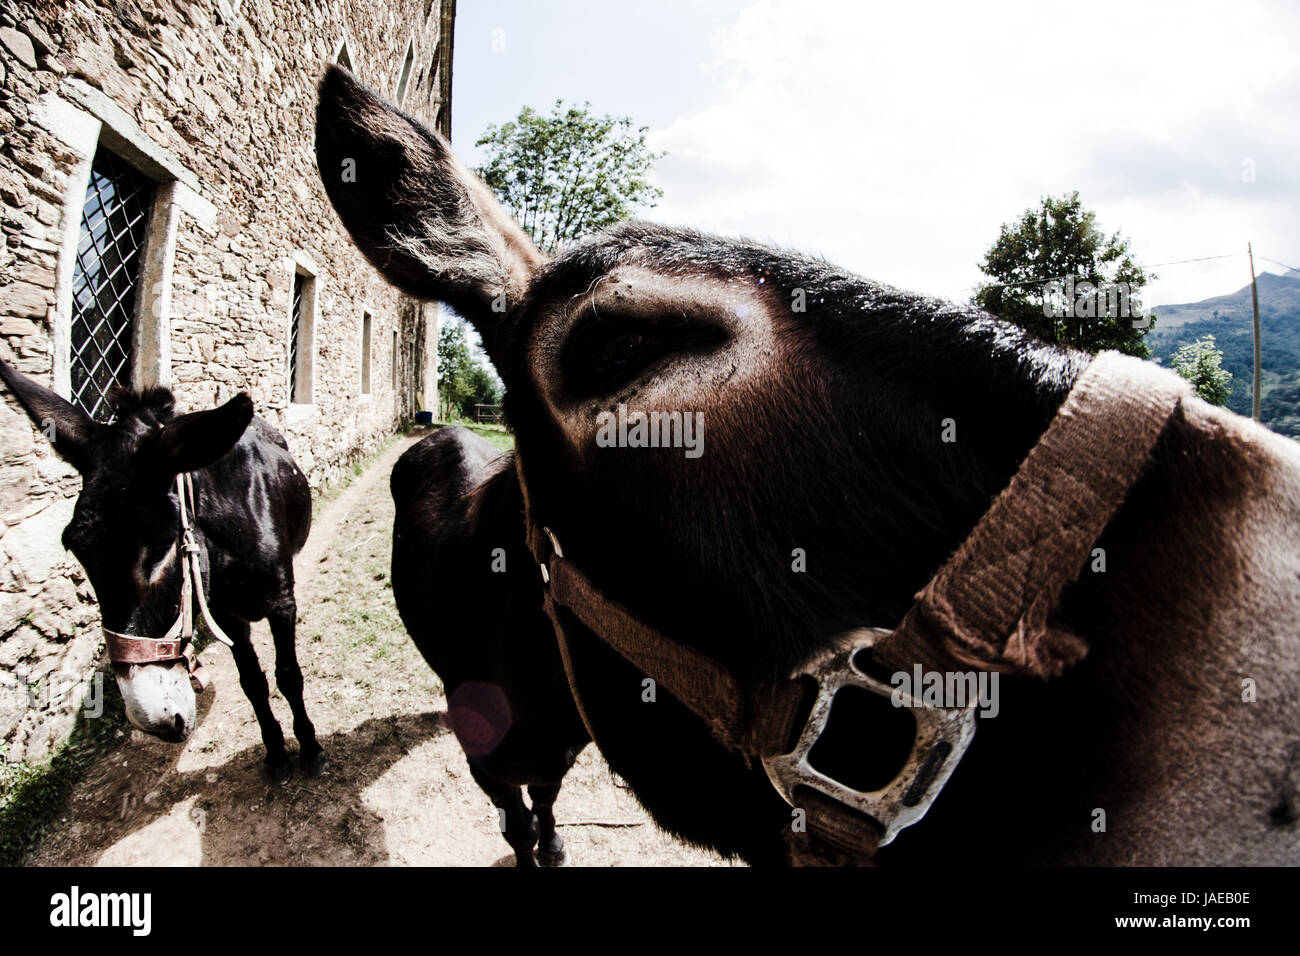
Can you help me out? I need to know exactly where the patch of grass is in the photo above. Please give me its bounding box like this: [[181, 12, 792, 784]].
[[0, 677, 129, 864], [311, 433, 405, 509], [443, 420, 515, 453]]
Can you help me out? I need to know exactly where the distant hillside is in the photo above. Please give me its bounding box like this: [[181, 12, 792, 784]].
[[1147, 271, 1300, 438]]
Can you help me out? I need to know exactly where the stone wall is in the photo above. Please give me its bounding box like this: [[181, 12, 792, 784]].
[[0, 0, 454, 760]]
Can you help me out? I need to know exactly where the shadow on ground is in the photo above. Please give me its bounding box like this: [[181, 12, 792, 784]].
[[29, 694, 450, 866]]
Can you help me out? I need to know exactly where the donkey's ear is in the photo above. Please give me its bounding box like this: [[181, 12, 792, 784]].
[[156, 392, 254, 475], [0, 358, 102, 473], [315, 65, 545, 358]]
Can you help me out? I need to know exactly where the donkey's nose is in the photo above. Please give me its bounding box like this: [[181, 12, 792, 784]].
[[157, 710, 189, 742]]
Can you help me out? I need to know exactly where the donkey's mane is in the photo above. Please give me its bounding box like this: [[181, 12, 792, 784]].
[[106, 385, 177, 430]]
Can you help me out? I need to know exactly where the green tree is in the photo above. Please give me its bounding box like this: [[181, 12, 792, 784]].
[[974, 192, 1154, 357], [461, 364, 503, 419], [474, 100, 665, 254], [438, 317, 506, 420], [1171, 334, 1233, 406], [436, 318, 473, 420]]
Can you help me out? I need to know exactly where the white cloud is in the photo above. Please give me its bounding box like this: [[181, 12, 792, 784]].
[[646, 0, 1300, 306]]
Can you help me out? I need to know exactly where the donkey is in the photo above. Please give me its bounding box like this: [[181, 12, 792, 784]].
[[391, 426, 588, 865], [315, 66, 1300, 865], [0, 360, 325, 782]]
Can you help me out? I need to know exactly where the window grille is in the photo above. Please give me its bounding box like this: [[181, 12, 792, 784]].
[[70, 148, 155, 422], [290, 272, 305, 401]]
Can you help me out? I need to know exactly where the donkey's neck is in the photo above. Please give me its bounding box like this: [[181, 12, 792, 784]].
[[913, 397, 1300, 864], [875, 333, 1300, 863]]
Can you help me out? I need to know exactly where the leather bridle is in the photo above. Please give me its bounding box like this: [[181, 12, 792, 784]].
[[533, 351, 1191, 864], [101, 472, 234, 692]]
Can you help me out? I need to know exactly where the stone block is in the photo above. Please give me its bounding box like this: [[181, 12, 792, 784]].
[[19, 20, 55, 57], [0, 27, 36, 69], [2, 497, 73, 584]]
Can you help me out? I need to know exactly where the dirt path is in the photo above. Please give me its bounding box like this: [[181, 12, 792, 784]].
[[28, 434, 734, 867]]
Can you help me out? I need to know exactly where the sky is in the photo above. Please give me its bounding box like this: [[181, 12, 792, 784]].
[[450, 0, 1300, 310]]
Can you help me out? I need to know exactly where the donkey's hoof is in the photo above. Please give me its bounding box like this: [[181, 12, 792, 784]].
[[303, 750, 329, 777], [268, 759, 293, 784], [536, 845, 568, 867]]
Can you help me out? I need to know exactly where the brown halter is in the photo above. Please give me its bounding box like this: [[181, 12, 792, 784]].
[[101, 472, 234, 692], [534, 351, 1191, 865]]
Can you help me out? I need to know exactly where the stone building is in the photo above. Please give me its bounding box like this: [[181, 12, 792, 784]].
[[0, 0, 455, 760]]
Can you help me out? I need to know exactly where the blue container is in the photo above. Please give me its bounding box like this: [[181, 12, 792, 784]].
[[415, 411, 433, 425]]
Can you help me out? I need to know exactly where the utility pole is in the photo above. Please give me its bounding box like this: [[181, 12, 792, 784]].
[[1248, 243, 1262, 420]]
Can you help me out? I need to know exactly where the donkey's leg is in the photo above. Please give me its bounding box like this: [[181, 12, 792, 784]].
[[469, 763, 539, 867], [219, 614, 291, 783], [267, 596, 326, 776], [528, 781, 568, 867]]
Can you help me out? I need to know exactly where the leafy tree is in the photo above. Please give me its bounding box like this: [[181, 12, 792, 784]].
[[1170, 334, 1233, 406], [474, 100, 665, 254], [437, 316, 505, 420], [974, 192, 1154, 357], [462, 364, 503, 418], [436, 318, 473, 420]]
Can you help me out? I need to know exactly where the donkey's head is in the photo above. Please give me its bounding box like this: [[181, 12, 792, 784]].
[[316, 67, 1088, 858], [0, 361, 252, 741]]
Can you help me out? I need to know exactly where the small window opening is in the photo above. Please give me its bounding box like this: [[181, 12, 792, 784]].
[[391, 329, 399, 389], [361, 311, 372, 395], [396, 39, 415, 104], [289, 270, 315, 404]]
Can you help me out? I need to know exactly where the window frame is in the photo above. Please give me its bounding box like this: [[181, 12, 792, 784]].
[[359, 308, 373, 398], [391, 327, 399, 391], [286, 254, 319, 408], [395, 35, 416, 105], [69, 145, 159, 421], [30, 80, 216, 403]]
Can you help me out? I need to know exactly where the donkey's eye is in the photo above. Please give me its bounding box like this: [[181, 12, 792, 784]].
[[136, 512, 173, 546], [561, 312, 725, 398]]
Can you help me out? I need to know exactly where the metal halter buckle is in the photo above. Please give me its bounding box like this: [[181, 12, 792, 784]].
[[538, 526, 564, 584], [761, 627, 978, 847]]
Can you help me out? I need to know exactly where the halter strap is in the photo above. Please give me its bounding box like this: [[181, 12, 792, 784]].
[[102, 473, 235, 691], [534, 351, 1191, 864], [880, 351, 1191, 679]]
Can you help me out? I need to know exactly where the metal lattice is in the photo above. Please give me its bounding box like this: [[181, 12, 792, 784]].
[[70, 149, 155, 422], [290, 272, 304, 401]]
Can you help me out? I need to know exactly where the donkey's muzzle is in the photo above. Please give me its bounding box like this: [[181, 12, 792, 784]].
[[112, 658, 197, 743]]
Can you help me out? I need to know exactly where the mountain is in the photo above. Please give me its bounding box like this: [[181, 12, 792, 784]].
[[1147, 270, 1300, 438]]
